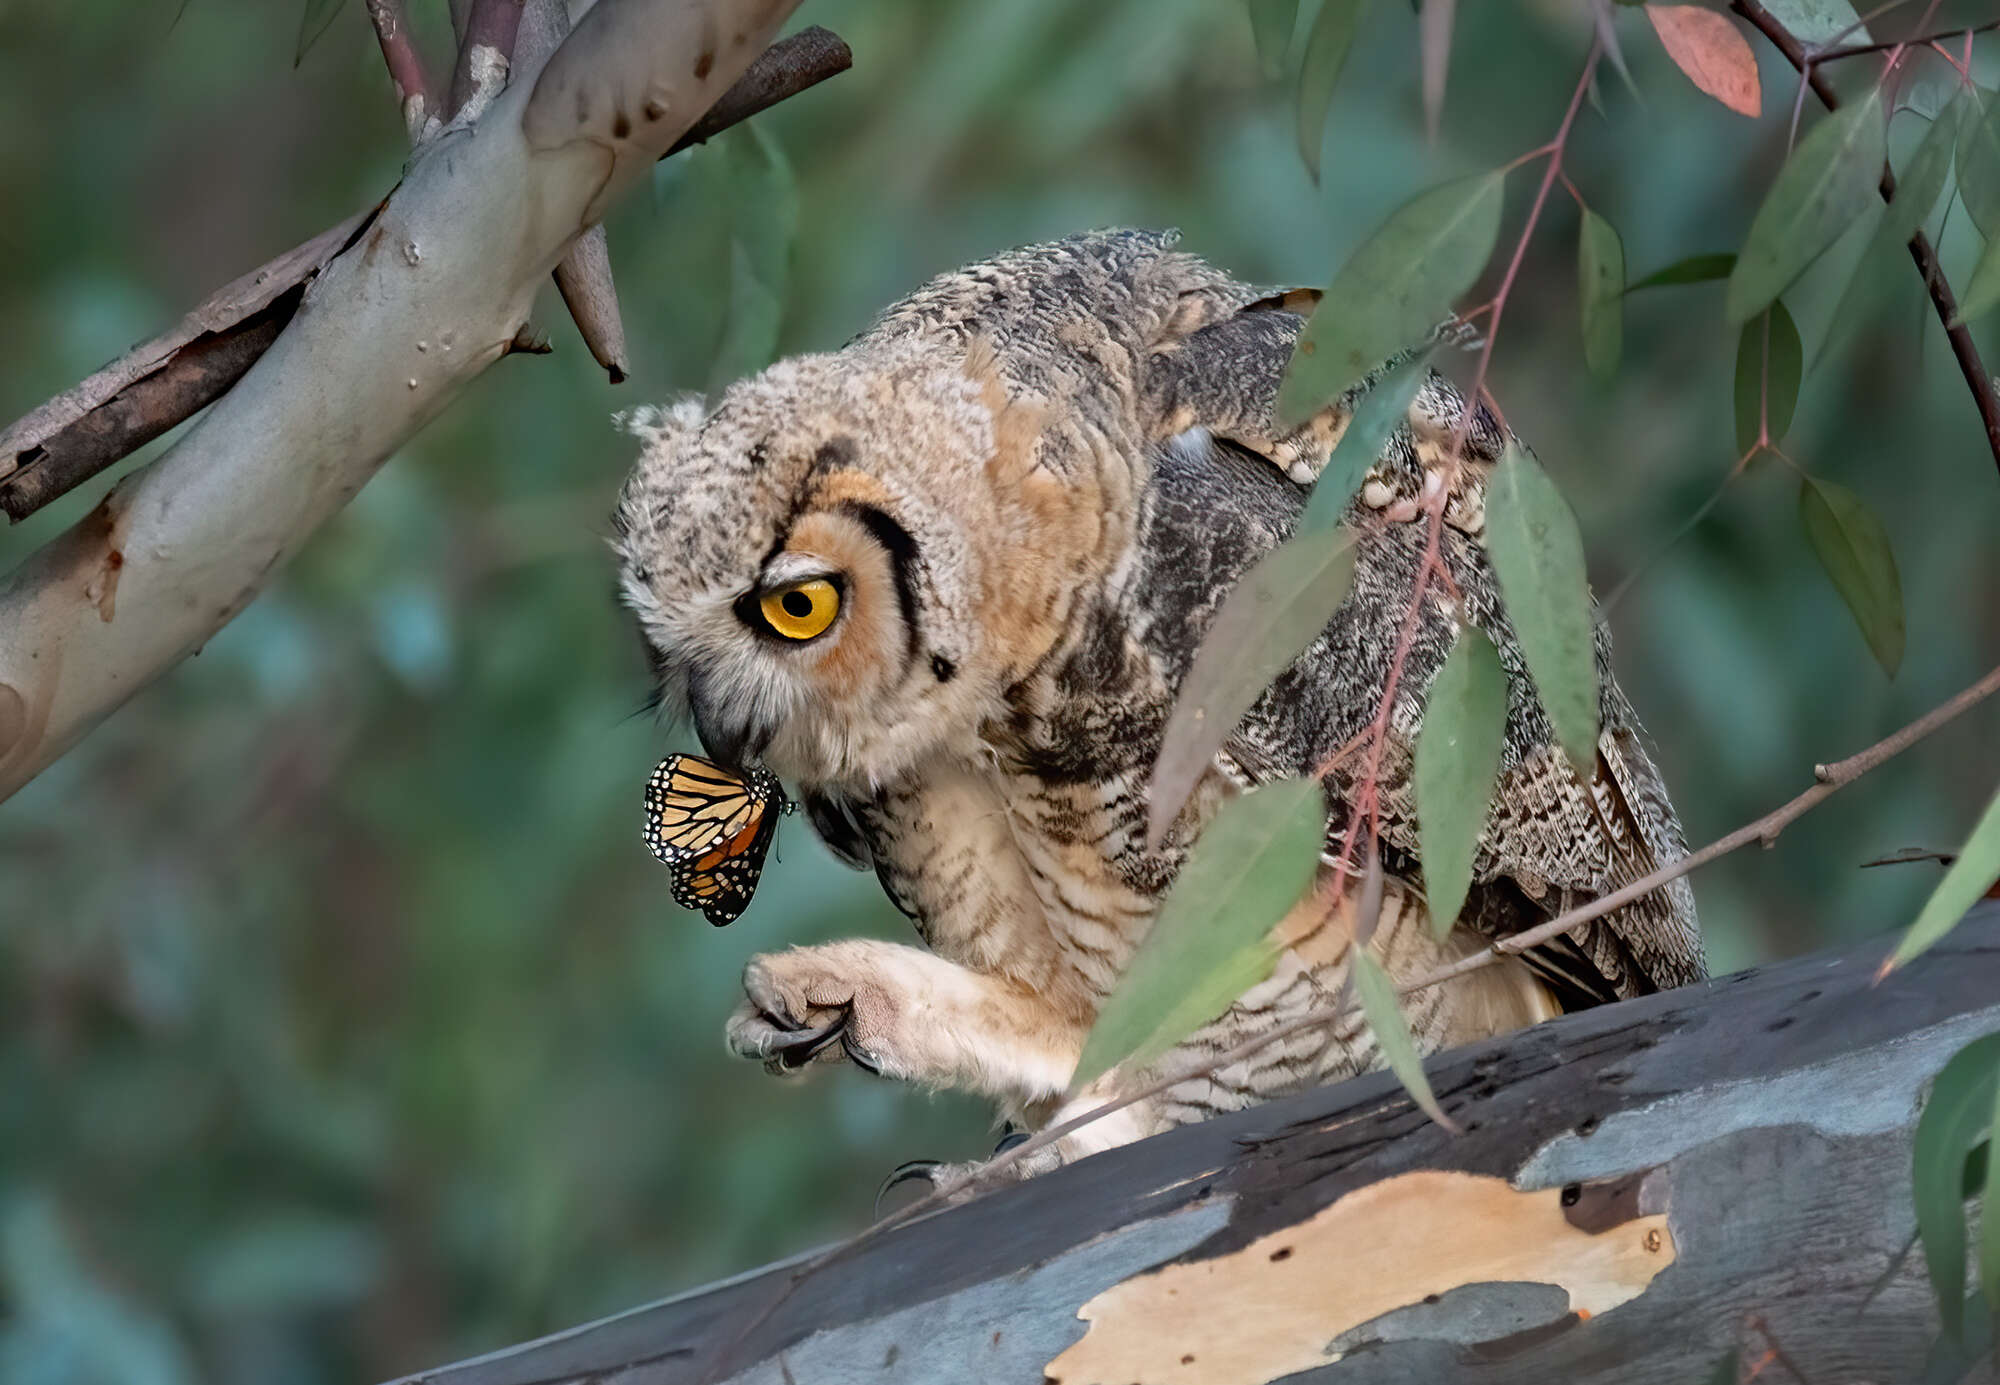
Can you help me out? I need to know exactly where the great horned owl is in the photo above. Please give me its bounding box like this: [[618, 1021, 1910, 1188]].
[[613, 230, 1703, 1178]]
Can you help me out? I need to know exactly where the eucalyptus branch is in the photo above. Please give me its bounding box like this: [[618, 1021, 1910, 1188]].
[[448, 0, 527, 120], [0, 27, 853, 522], [1731, 0, 2000, 478], [1816, 17, 2000, 63], [364, 0, 438, 141]]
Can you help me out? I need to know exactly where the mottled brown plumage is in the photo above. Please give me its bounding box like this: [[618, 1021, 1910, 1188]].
[[611, 230, 1702, 1180]]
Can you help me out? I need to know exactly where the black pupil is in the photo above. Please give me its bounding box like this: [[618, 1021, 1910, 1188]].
[[781, 590, 814, 618]]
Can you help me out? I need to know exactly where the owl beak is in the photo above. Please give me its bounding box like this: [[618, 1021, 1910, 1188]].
[[689, 673, 768, 770]]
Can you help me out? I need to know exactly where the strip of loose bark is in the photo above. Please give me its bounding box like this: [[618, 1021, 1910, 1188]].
[[1730, 0, 2000, 479], [0, 26, 851, 522]]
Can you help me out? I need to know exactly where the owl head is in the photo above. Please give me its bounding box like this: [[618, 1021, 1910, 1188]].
[[612, 336, 1103, 791]]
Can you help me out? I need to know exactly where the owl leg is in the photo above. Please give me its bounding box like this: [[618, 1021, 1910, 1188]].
[[1143, 305, 1341, 484], [725, 939, 1084, 1106]]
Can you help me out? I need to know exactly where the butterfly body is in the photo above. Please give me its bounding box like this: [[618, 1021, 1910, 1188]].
[[643, 754, 790, 925]]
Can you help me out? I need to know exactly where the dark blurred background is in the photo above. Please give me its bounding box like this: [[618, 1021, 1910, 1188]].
[[3, 2, 1998, 1381]]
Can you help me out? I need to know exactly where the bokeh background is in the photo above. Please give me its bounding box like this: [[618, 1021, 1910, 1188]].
[[3, 1, 1999, 1381]]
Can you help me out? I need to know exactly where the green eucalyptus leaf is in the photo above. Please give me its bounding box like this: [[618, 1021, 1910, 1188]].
[[1277, 170, 1505, 425], [1912, 1033, 2000, 1339], [1952, 231, 2000, 325], [707, 125, 798, 394], [1298, 351, 1433, 535], [1351, 951, 1457, 1130], [1146, 534, 1357, 843], [1483, 443, 1600, 772], [1881, 98, 1962, 250], [1727, 91, 1885, 325], [1415, 626, 1507, 939], [1885, 785, 2000, 973], [1954, 86, 2000, 239], [1297, 0, 1370, 180], [1627, 252, 1735, 292], [1798, 475, 1904, 677], [1578, 207, 1625, 377], [1732, 301, 1802, 452], [1983, 1079, 2000, 1330], [1077, 779, 1326, 1085], [1818, 100, 1961, 366], [1247, 0, 1299, 79], [295, 0, 345, 65], [1755, 0, 1867, 44]]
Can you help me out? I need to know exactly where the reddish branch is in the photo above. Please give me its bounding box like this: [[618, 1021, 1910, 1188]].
[[1317, 40, 1605, 908], [448, 0, 528, 118], [1731, 0, 2000, 479], [364, 0, 436, 137]]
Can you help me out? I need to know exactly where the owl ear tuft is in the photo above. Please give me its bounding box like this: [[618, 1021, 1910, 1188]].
[[615, 396, 709, 455]]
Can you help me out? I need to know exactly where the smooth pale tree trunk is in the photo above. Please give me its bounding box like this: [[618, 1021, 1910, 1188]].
[[384, 903, 2000, 1385]]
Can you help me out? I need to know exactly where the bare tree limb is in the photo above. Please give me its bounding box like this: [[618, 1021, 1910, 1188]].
[[0, 0, 806, 804], [0, 26, 852, 522], [449, 0, 528, 121], [0, 211, 374, 522], [1731, 0, 2000, 479], [365, 0, 439, 141], [520, 0, 630, 381]]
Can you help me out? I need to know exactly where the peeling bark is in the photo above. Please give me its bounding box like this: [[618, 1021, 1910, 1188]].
[[379, 905, 2000, 1385]]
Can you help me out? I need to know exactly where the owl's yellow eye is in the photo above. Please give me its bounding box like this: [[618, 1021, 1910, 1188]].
[[758, 578, 840, 641]]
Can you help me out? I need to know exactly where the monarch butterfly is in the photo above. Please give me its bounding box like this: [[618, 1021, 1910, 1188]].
[[642, 754, 794, 926]]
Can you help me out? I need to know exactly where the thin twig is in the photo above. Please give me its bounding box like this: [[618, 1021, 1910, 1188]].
[[448, 0, 527, 120], [1731, 0, 2000, 479], [364, 0, 437, 141], [1817, 18, 2000, 63]]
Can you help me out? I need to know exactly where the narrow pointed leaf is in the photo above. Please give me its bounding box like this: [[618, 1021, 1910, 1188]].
[[1483, 444, 1600, 772], [1798, 475, 1904, 676], [1646, 6, 1759, 118], [295, 0, 346, 64], [1818, 100, 1961, 365], [1756, 0, 1867, 45], [1578, 207, 1625, 378], [1415, 627, 1507, 939], [708, 126, 798, 394], [1912, 1033, 2000, 1339], [1953, 231, 2000, 325], [1727, 91, 1885, 325], [1351, 951, 1458, 1131], [1627, 252, 1734, 292], [1419, 0, 1455, 142], [1955, 86, 2000, 239], [1147, 535, 1357, 843], [1247, 0, 1299, 80], [1733, 301, 1802, 452], [1077, 779, 1327, 1086], [1587, 0, 1638, 101], [1982, 1079, 2000, 1327], [1298, 351, 1432, 535], [1885, 785, 2000, 973], [1882, 97, 1963, 250], [1296, 0, 1370, 181], [1277, 170, 1505, 425]]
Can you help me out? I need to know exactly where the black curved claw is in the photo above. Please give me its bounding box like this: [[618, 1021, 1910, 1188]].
[[761, 1014, 848, 1072], [991, 1127, 1031, 1155], [875, 1159, 942, 1219]]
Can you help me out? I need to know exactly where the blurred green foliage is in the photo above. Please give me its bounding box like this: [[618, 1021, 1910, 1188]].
[[3, 2, 2000, 1381]]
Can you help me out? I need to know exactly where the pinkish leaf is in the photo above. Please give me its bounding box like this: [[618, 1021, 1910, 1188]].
[[1646, 5, 1760, 119]]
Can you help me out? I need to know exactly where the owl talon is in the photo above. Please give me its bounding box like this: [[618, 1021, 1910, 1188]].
[[764, 1016, 848, 1071], [875, 1159, 942, 1218]]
